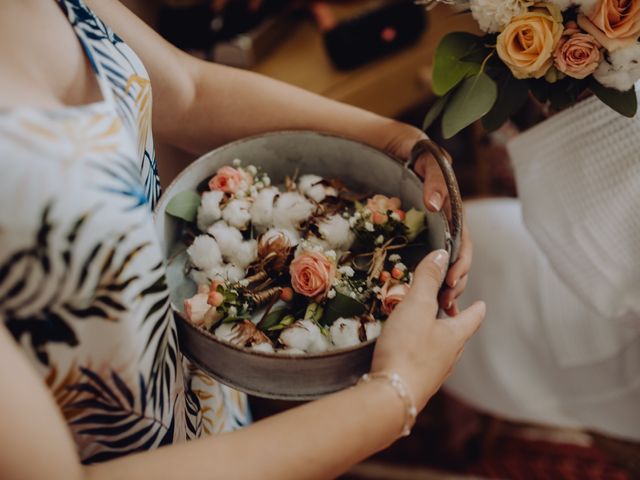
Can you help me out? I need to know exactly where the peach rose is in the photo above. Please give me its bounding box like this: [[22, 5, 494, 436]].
[[378, 281, 411, 315], [208, 166, 249, 194], [578, 0, 640, 51], [366, 195, 402, 225], [290, 251, 336, 299], [554, 22, 602, 79], [497, 4, 564, 79]]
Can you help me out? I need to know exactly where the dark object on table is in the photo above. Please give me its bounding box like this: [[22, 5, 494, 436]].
[[317, 0, 427, 70]]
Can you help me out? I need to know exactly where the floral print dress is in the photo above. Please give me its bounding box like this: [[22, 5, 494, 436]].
[[0, 0, 249, 463]]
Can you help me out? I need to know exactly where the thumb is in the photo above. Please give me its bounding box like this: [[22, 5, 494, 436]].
[[408, 249, 450, 301], [449, 301, 486, 343]]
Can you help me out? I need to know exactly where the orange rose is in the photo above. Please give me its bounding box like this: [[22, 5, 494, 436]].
[[208, 166, 250, 194], [554, 22, 602, 79], [290, 251, 336, 300], [378, 281, 411, 315], [497, 4, 564, 79], [578, 0, 640, 51]]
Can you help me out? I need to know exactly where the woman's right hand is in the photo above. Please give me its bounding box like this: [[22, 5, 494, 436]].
[[371, 249, 486, 411]]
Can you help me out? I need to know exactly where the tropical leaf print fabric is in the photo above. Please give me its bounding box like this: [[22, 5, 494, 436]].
[[0, 0, 249, 463]]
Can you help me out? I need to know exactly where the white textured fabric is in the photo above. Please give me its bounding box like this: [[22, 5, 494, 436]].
[[446, 199, 640, 441], [508, 93, 640, 364]]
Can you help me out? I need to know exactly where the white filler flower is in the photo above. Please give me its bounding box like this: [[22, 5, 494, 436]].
[[330, 318, 361, 348], [187, 235, 222, 271], [470, 0, 528, 33], [272, 192, 315, 229], [249, 187, 279, 232], [318, 214, 355, 251], [196, 190, 224, 232], [222, 199, 252, 230], [594, 44, 640, 91], [279, 319, 331, 353]]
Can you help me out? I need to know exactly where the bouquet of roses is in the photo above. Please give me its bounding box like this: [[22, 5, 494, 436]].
[[165, 160, 428, 355], [423, 0, 640, 138]]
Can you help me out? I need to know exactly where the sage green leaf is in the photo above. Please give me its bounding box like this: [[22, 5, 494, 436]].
[[590, 80, 638, 118], [482, 74, 529, 132], [432, 32, 484, 96], [423, 93, 450, 131], [403, 208, 427, 241], [320, 293, 367, 326], [165, 191, 201, 223], [442, 73, 498, 139], [257, 308, 288, 331]]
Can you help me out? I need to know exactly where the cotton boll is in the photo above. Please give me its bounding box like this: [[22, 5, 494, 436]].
[[228, 240, 258, 269], [318, 215, 355, 251], [214, 323, 238, 344], [470, 0, 527, 32], [330, 318, 362, 348], [365, 321, 383, 341], [249, 187, 279, 232], [196, 191, 224, 232], [261, 227, 300, 247], [272, 192, 315, 229], [298, 174, 326, 202], [208, 221, 243, 259], [189, 269, 209, 285], [594, 44, 640, 91], [280, 319, 331, 353], [187, 235, 222, 271], [222, 198, 252, 230], [224, 263, 246, 282], [251, 342, 275, 354]]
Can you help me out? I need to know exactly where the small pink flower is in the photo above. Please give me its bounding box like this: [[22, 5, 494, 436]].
[[367, 195, 402, 218], [290, 251, 336, 300], [378, 281, 411, 315], [209, 166, 249, 194], [554, 22, 602, 79]]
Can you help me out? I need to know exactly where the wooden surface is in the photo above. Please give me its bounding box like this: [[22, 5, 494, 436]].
[[252, 5, 478, 117]]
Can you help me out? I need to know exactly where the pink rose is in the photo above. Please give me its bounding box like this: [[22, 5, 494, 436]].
[[578, 0, 640, 51], [366, 195, 402, 225], [290, 251, 336, 300], [554, 22, 602, 79], [208, 166, 249, 194], [378, 281, 411, 315]]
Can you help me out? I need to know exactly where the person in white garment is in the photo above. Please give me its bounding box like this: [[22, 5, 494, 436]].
[[446, 93, 640, 442]]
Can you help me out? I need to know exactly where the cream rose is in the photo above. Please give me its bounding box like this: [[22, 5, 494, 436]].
[[497, 4, 564, 79], [290, 251, 336, 300], [578, 0, 640, 51], [378, 281, 411, 316], [554, 22, 603, 78]]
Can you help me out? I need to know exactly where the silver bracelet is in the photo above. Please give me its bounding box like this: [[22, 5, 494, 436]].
[[358, 371, 417, 437]]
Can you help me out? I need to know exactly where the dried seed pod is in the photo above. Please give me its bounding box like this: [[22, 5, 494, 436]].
[[258, 230, 294, 272], [246, 287, 283, 307]]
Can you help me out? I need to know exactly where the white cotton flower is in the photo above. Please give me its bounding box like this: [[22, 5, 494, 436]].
[[302, 235, 331, 253], [222, 199, 252, 230], [228, 240, 257, 269], [187, 235, 222, 271], [272, 192, 315, 229], [224, 263, 246, 282], [330, 318, 362, 349], [298, 174, 326, 202], [262, 227, 300, 247], [249, 187, 279, 232], [365, 321, 383, 341], [469, 0, 528, 33], [594, 44, 640, 92], [215, 323, 239, 344], [318, 215, 355, 251], [279, 320, 331, 353], [252, 342, 275, 354], [208, 221, 243, 259], [196, 190, 224, 232], [189, 269, 210, 285]]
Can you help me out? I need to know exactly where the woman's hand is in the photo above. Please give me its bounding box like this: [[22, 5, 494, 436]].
[[371, 249, 485, 411], [376, 122, 473, 316]]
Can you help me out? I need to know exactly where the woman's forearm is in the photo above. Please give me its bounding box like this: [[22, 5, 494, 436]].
[[87, 380, 405, 480]]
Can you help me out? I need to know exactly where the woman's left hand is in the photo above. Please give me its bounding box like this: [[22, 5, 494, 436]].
[[375, 121, 473, 316]]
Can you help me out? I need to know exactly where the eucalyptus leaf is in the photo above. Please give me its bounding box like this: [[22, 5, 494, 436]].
[[590, 80, 638, 118], [403, 208, 427, 242], [423, 93, 450, 132], [320, 293, 367, 326], [165, 191, 201, 223], [442, 73, 498, 139], [482, 74, 529, 132], [257, 308, 288, 332], [432, 32, 485, 96]]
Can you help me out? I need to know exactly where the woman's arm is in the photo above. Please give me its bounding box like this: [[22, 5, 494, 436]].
[[1, 251, 484, 480]]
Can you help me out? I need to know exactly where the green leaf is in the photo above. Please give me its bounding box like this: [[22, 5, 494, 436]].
[[320, 293, 367, 326], [432, 32, 485, 96], [403, 208, 427, 241], [257, 308, 288, 331], [422, 93, 450, 132], [482, 73, 529, 132], [590, 80, 638, 118], [165, 191, 201, 223], [442, 73, 498, 139]]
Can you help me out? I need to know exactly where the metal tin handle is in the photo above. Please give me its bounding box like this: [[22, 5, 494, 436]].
[[407, 139, 463, 263]]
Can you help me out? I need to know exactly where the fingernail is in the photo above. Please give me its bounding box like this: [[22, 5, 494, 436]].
[[446, 301, 453, 310], [431, 249, 449, 272], [428, 192, 443, 211], [449, 279, 457, 288]]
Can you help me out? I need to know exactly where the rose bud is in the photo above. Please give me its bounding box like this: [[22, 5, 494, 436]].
[[372, 211, 388, 225], [208, 290, 224, 307], [378, 281, 411, 315], [280, 287, 294, 302], [393, 209, 406, 221], [391, 267, 405, 280], [379, 270, 391, 282]]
